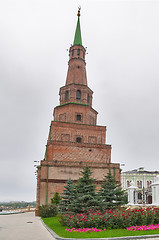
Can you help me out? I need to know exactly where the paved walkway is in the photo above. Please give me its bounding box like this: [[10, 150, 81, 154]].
[[0, 212, 55, 240], [1, 212, 159, 240]]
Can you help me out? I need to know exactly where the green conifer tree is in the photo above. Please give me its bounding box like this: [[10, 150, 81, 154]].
[[51, 192, 61, 205], [59, 179, 76, 213], [71, 166, 99, 213], [99, 171, 127, 211]]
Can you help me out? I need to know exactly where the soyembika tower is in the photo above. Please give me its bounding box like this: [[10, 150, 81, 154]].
[[36, 8, 120, 215]]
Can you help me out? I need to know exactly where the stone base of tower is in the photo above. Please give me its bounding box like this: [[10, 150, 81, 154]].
[[36, 161, 120, 208]]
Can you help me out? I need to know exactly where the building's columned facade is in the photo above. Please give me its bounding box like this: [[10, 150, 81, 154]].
[[121, 167, 159, 204], [36, 9, 120, 215]]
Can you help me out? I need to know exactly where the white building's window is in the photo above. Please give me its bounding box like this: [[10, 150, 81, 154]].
[[137, 180, 142, 188], [127, 180, 131, 188], [138, 192, 142, 200], [147, 180, 152, 188]]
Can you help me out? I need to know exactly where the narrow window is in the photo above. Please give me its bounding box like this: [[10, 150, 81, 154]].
[[72, 49, 74, 56], [140, 181, 142, 188], [65, 90, 69, 101], [87, 93, 90, 104], [77, 49, 80, 56], [76, 114, 81, 121], [138, 181, 142, 188], [76, 90, 81, 100], [76, 137, 81, 143], [138, 192, 142, 200]]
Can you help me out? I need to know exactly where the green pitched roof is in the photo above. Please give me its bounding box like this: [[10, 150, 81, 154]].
[[73, 16, 82, 46]]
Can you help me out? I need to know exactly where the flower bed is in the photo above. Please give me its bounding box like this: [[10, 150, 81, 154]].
[[43, 216, 159, 238], [127, 224, 159, 231], [59, 207, 159, 229], [65, 227, 106, 232]]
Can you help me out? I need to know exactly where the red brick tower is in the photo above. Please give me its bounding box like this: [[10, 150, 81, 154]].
[[36, 9, 120, 214]]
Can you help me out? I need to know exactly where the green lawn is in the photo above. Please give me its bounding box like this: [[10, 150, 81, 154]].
[[42, 216, 159, 239]]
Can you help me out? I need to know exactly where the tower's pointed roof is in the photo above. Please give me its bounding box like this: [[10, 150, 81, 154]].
[[73, 8, 82, 46]]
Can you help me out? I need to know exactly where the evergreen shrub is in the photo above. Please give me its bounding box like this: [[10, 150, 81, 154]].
[[38, 204, 57, 218], [51, 192, 61, 205]]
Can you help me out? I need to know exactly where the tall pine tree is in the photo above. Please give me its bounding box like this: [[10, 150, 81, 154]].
[[59, 179, 76, 213], [98, 171, 127, 211], [71, 166, 99, 213]]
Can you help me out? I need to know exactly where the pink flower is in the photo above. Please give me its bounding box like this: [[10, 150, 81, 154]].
[[127, 224, 159, 231], [65, 228, 106, 233]]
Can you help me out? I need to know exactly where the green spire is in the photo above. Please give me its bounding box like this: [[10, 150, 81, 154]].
[[73, 8, 82, 46]]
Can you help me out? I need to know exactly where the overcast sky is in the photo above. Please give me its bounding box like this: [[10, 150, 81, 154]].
[[0, 0, 159, 202]]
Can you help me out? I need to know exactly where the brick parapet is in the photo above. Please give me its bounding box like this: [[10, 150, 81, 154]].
[[47, 140, 110, 149], [40, 160, 119, 169], [51, 121, 104, 130]]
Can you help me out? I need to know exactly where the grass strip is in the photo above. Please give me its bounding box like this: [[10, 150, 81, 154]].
[[42, 216, 159, 239]]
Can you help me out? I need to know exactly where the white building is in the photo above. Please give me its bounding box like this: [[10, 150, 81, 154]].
[[121, 167, 159, 204]]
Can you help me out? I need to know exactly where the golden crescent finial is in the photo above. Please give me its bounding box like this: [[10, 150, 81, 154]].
[[77, 6, 81, 17]]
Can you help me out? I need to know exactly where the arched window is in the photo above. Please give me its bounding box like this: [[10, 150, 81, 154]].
[[72, 49, 74, 56], [137, 180, 142, 188], [147, 181, 152, 188], [76, 90, 81, 100], [127, 180, 131, 188], [65, 90, 69, 101], [87, 94, 90, 104], [77, 49, 80, 56], [76, 137, 81, 143]]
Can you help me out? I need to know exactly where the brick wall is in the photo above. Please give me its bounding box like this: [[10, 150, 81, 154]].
[[54, 104, 97, 125], [59, 84, 93, 106], [37, 163, 120, 206], [49, 121, 106, 144]]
